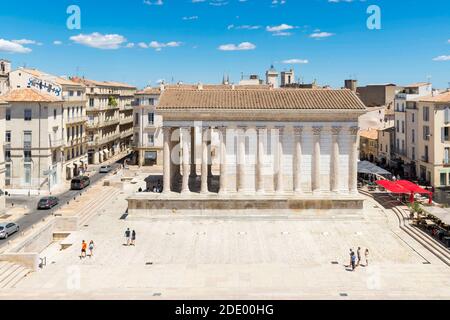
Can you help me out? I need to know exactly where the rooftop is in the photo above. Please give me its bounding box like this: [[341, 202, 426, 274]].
[[158, 88, 366, 111], [404, 82, 431, 88], [0, 88, 61, 103], [416, 91, 450, 103], [20, 68, 83, 87], [360, 128, 379, 140], [71, 77, 136, 89]]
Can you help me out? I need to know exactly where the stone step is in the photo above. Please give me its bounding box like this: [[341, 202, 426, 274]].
[[0, 262, 15, 277], [0, 264, 21, 287], [79, 189, 121, 226], [1, 267, 30, 289], [0, 261, 11, 273]]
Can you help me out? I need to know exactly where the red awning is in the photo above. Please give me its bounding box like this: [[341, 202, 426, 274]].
[[397, 180, 432, 195], [375, 180, 411, 194]]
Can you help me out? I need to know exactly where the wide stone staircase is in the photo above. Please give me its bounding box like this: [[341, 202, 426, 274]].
[[0, 261, 31, 289], [360, 189, 450, 266]]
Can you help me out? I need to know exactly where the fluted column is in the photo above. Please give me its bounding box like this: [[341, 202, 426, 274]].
[[201, 126, 209, 194], [312, 126, 322, 193], [237, 126, 247, 193], [256, 126, 266, 194], [190, 126, 197, 177], [181, 127, 191, 194], [218, 126, 228, 195], [275, 126, 284, 193], [208, 129, 213, 177], [163, 127, 172, 194], [349, 126, 359, 194], [331, 126, 341, 193], [293, 126, 303, 194]]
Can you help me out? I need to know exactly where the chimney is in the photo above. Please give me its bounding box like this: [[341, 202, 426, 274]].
[[345, 79, 358, 92]]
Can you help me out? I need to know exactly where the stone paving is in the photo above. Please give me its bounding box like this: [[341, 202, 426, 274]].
[[2, 185, 450, 300]]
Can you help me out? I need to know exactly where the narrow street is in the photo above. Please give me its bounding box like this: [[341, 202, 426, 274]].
[[0, 155, 128, 248]]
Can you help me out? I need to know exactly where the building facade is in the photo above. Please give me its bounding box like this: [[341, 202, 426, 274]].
[[359, 129, 379, 162], [377, 126, 395, 166], [8, 68, 89, 184], [133, 87, 164, 166], [71, 78, 136, 165], [2, 89, 64, 193], [0, 59, 11, 96], [0, 99, 6, 212]]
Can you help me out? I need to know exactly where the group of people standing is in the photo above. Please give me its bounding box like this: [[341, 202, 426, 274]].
[[349, 247, 369, 271], [125, 228, 136, 246], [80, 240, 95, 259]]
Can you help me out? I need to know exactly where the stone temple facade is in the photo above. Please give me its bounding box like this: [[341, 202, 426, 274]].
[[127, 87, 367, 216]]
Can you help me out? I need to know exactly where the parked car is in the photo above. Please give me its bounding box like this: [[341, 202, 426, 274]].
[[37, 196, 59, 210], [99, 165, 112, 173], [71, 176, 91, 190], [0, 222, 20, 239]]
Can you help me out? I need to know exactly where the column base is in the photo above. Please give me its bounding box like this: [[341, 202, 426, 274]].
[[181, 190, 191, 195]]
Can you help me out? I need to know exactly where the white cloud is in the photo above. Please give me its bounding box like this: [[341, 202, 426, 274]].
[[125, 42, 135, 48], [143, 0, 164, 5], [53, 40, 63, 45], [433, 55, 450, 61], [0, 39, 32, 53], [70, 32, 127, 50], [282, 59, 309, 64], [218, 42, 256, 51], [309, 31, 335, 39], [12, 39, 41, 45], [183, 16, 199, 20], [228, 25, 262, 30], [266, 24, 294, 33]]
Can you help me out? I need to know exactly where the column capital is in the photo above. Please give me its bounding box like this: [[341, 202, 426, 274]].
[[349, 126, 359, 136], [331, 126, 342, 136], [256, 125, 267, 131], [293, 126, 304, 136], [312, 126, 322, 136]]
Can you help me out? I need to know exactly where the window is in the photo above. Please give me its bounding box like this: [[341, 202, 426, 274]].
[[148, 112, 154, 125], [54, 109, 57, 119], [412, 113, 415, 123], [135, 113, 139, 126], [24, 150, 32, 162], [423, 107, 430, 122], [412, 129, 415, 143], [423, 126, 430, 141], [24, 164, 31, 185], [6, 109, 11, 121], [24, 109, 32, 121], [5, 164, 11, 185], [69, 91, 74, 97], [148, 134, 154, 146], [412, 147, 415, 161], [441, 173, 447, 186], [402, 121, 405, 134], [77, 91, 81, 96], [396, 120, 400, 133], [149, 98, 155, 106], [5, 150, 11, 162], [24, 131, 32, 148], [89, 98, 94, 107], [445, 127, 450, 141], [5, 131, 11, 143]]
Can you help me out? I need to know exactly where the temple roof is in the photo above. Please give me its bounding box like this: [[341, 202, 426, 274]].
[[158, 88, 366, 111]]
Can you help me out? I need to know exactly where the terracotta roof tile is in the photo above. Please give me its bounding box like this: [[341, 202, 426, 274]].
[[71, 77, 136, 89], [1, 88, 61, 103], [416, 91, 450, 103], [360, 129, 378, 140], [158, 88, 366, 111], [21, 68, 84, 87]]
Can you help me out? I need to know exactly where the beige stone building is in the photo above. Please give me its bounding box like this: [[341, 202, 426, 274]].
[[71, 78, 136, 164], [0, 59, 10, 96], [0, 98, 6, 213], [8, 68, 88, 180], [377, 125, 395, 166], [359, 129, 378, 162], [128, 88, 366, 216], [413, 91, 450, 187], [133, 87, 163, 166], [1, 89, 64, 193]]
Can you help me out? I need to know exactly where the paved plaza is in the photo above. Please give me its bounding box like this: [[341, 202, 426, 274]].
[[1, 180, 449, 300]]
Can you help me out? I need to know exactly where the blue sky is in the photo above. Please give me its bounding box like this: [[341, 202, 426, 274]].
[[1, 0, 450, 89]]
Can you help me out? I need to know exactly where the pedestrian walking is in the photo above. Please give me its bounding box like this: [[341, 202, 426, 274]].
[[365, 248, 369, 266], [81, 240, 87, 259], [131, 230, 136, 246], [351, 252, 356, 271], [357, 247, 362, 266], [125, 228, 131, 246], [89, 240, 95, 257], [349, 249, 354, 267]]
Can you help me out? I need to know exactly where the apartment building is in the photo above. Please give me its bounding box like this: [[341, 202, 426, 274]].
[[71, 78, 136, 164], [360, 129, 379, 162], [1, 89, 64, 193], [414, 91, 450, 187], [0, 98, 6, 213], [0, 59, 10, 96], [377, 125, 395, 166], [9, 68, 88, 180], [132, 87, 163, 166], [392, 83, 433, 178]]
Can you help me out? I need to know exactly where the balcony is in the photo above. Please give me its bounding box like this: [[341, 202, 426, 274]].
[[23, 141, 32, 150], [422, 156, 429, 163], [87, 133, 120, 147], [67, 136, 88, 147], [119, 117, 133, 125], [4, 141, 11, 149], [66, 116, 88, 125], [86, 105, 120, 112], [120, 129, 133, 139], [49, 138, 64, 148], [86, 119, 120, 129]]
